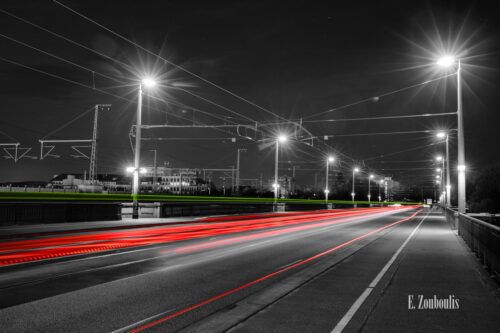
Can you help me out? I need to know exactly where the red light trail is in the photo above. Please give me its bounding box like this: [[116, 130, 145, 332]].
[[128, 209, 424, 332], [0, 206, 419, 266]]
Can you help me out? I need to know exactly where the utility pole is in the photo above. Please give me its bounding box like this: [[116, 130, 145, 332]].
[[89, 104, 110, 184], [235, 148, 247, 195]]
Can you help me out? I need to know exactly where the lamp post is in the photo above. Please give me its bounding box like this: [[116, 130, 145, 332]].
[[378, 179, 383, 202], [436, 156, 445, 204], [325, 156, 335, 202], [368, 174, 374, 203], [437, 131, 451, 207], [437, 56, 466, 213], [274, 135, 287, 204], [132, 78, 156, 219], [352, 167, 359, 202]]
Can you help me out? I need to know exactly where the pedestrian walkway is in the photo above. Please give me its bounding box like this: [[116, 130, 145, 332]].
[[227, 210, 500, 333]]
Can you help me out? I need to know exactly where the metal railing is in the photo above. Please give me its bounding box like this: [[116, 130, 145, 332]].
[[442, 206, 500, 282]]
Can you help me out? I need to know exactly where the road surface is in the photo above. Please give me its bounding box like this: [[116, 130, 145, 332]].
[[0, 206, 499, 332]]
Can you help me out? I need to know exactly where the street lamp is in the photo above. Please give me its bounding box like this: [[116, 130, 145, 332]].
[[352, 167, 359, 202], [378, 179, 383, 202], [437, 131, 451, 207], [131, 77, 157, 219], [274, 134, 287, 204], [436, 155, 445, 204], [325, 156, 335, 202], [437, 56, 466, 213], [368, 174, 374, 203]]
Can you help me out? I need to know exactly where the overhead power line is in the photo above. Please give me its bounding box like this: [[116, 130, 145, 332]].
[[302, 74, 456, 120], [52, 0, 314, 139]]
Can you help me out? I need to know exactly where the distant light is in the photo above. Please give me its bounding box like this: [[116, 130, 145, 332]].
[[273, 183, 280, 188], [142, 78, 157, 88], [436, 168, 441, 172], [436, 180, 440, 184], [436, 175, 441, 179], [126, 166, 135, 173], [436, 132, 446, 139], [139, 168, 147, 174], [369, 174, 374, 178], [278, 135, 288, 143], [436, 156, 443, 162], [328, 156, 335, 162], [353, 167, 359, 173], [324, 189, 330, 193], [351, 192, 355, 196], [379, 179, 384, 184], [437, 56, 456, 67], [446, 185, 451, 190], [457, 165, 466, 172]]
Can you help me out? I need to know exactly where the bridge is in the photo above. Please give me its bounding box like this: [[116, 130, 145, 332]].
[[0, 204, 498, 332]]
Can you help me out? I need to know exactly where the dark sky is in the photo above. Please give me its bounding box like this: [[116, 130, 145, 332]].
[[1, 0, 499, 190]]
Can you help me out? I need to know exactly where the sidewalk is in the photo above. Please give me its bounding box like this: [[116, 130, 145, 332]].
[[226, 210, 500, 333]]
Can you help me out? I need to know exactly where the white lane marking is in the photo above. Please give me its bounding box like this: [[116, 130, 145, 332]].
[[109, 307, 177, 333], [277, 259, 303, 270], [331, 211, 429, 333]]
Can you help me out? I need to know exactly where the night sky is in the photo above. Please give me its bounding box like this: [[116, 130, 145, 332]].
[[1, 0, 499, 192]]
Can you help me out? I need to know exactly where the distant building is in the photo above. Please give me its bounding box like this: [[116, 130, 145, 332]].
[[139, 167, 208, 194], [267, 175, 295, 198], [49, 174, 130, 192]]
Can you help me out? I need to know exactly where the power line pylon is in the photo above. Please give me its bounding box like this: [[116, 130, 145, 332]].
[[89, 104, 111, 184]]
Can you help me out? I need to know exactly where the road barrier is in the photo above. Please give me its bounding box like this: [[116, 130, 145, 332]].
[[442, 206, 500, 282], [0, 201, 121, 225]]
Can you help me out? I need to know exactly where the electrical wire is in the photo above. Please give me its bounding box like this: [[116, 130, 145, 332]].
[[52, 0, 316, 140], [302, 74, 456, 120], [300, 112, 457, 123]]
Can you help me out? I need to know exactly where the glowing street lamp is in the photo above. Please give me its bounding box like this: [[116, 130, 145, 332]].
[[437, 56, 466, 213], [325, 156, 335, 202], [435, 155, 445, 204], [131, 77, 157, 219], [378, 178, 383, 202], [368, 174, 374, 203], [352, 167, 359, 202], [274, 134, 287, 204], [437, 131, 451, 207]]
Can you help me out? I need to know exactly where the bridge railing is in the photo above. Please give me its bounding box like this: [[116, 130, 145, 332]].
[[442, 206, 500, 282]]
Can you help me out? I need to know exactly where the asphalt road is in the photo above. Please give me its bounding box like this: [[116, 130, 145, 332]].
[[0, 206, 498, 332]]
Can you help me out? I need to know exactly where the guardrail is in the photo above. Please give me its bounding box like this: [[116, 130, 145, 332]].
[[442, 206, 500, 282]]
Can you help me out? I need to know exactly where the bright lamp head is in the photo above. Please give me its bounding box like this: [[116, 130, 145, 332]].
[[436, 132, 446, 139], [353, 167, 359, 173], [142, 77, 157, 88], [328, 156, 335, 162], [437, 56, 455, 67], [278, 135, 288, 143], [126, 167, 135, 173]]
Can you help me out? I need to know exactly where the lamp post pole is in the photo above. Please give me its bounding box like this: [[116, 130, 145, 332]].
[[351, 169, 357, 202], [445, 134, 451, 207], [325, 156, 334, 202], [325, 160, 329, 202], [274, 139, 279, 203], [132, 84, 143, 219], [456, 60, 466, 213]]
